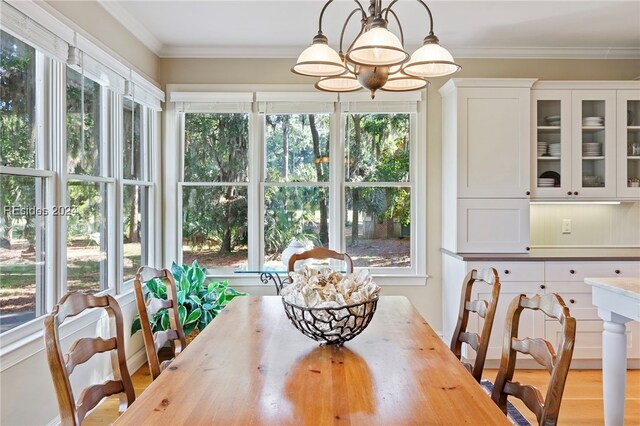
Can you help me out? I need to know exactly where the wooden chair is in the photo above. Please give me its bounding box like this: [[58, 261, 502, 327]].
[[491, 293, 576, 426], [134, 266, 187, 380], [44, 292, 135, 426], [287, 247, 354, 275], [450, 268, 501, 382]]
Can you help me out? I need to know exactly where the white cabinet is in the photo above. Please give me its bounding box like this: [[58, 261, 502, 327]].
[[441, 79, 536, 253], [531, 82, 640, 201], [617, 90, 640, 198], [441, 255, 640, 368]]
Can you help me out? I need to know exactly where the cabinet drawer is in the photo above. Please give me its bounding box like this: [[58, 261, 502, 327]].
[[546, 291, 598, 321], [544, 261, 640, 282], [545, 320, 640, 360], [467, 261, 544, 282]]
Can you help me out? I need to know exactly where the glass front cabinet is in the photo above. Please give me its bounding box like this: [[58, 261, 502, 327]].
[[617, 90, 640, 198], [532, 84, 637, 200]]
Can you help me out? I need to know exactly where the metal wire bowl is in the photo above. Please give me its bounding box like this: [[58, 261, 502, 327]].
[[281, 297, 378, 346]]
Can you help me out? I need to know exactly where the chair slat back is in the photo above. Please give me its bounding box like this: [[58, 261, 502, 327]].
[[450, 268, 501, 382], [44, 292, 135, 425], [134, 266, 187, 380], [491, 293, 576, 426], [287, 247, 354, 274]]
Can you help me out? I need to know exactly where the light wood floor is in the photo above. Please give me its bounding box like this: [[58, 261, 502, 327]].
[[85, 365, 640, 425]]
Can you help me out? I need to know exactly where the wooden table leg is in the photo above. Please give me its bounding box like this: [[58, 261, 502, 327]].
[[598, 308, 631, 426]]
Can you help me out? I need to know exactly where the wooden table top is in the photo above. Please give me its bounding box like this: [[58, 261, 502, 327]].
[[116, 296, 510, 425]]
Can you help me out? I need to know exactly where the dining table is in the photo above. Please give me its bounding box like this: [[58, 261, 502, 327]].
[[115, 296, 510, 425]]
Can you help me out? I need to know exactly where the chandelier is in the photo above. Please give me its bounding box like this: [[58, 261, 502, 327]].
[[291, 0, 461, 99]]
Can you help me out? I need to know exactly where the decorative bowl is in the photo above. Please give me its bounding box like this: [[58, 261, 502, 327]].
[[282, 297, 378, 346]]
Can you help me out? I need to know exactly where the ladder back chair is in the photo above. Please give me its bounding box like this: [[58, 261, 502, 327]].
[[134, 266, 187, 380], [288, 247, 354, 275], [44, 292, 135, 426], [450, 268, 501, 382], [491, 293, 576, 426]]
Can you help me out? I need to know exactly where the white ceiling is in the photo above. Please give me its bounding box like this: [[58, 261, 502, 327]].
[[98, 0, 640, 59]]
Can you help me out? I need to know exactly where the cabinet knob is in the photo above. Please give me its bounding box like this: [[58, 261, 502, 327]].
[[615, 269, 621, 274], [569, 299, 576, 304], [574, 191, 579, 195], [567, 191, 573, 196], [504, 270, 510, 275], [570, 269, 576, 274], [526, 246, 530, 251], [540, 284, 546, 289], [526, 191, 530, 196]]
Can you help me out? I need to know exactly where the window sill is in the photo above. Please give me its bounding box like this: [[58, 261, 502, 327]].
[[207, 273, 429, 287]]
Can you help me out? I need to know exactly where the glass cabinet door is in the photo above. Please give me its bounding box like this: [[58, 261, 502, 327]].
[[617, 91, 640, 198], [571, 90, 616, 198], [532, 90, 571, 198]]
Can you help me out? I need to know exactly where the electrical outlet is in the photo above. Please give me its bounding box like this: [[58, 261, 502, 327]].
[[562, 219, 572, 234]]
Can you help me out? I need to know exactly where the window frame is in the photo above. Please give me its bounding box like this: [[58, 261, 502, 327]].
[[0, 16, 164, 342], [169, 86, 428, 284]]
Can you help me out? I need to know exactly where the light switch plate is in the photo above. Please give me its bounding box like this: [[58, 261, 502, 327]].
[[562, 219, 572, 234]]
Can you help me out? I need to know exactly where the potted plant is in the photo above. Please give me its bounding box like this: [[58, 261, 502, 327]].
[[131, 260, 247, 339]]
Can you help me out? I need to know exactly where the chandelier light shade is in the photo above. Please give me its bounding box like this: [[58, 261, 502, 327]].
[[292, 0, 460, 98], [381, 75, 430, 92], [346, 26, 409, 67], [291, 34, 346, 77], [316, 73, 362, 93], [403, 35, 461, 78]]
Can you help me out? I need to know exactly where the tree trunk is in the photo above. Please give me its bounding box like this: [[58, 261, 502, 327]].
[[128, 186, 139, 243], [308, 114, 328, 246], [282, 116, 290, 180], [350, 115, 362, 246], [221, 187, 234, 253]]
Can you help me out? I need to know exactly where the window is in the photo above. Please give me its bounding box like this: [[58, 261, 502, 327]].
[[0, 5, 164, 339], [175, 92, 424, 279], [65, 67, 112, 294], [0, 31, 50, 332], [181, 113, 249, 269], [344, 113, 412, 268], [122, 98, 152, 283], [263, 114, 330, 267]]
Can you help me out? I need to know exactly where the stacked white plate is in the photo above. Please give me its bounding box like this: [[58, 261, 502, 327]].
[[583, 142, 602, 157], [583, 116, 604, 126], [538, 178, 555, 187], [545, 115, 561, 126], [537, 142, 548, 157], [548, 143, 561, 157]]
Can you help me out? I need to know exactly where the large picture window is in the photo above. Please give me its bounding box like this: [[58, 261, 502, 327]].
[[176, 95, 424, 278], [181, 113, 249, 269]]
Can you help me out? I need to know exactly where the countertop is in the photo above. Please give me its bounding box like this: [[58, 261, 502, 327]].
[[584, 277, 640, 300], [441, 248, 640, 262]]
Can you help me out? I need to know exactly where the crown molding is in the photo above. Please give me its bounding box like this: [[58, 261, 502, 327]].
[[97, 0, 163, 54], [158, 44, 640, 60]]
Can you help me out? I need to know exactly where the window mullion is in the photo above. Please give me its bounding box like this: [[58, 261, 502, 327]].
[[112, 91, 124, 293], [329, 106, 344, 253], [248, 111, 263, 270]]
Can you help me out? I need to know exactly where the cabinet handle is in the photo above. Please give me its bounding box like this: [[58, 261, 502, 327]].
[[570, 269, 576, 274], [526, 191, 530, 196], [615, 269, 621, 274], [569, 299, 575, 304], [504, 270, 510, 275], [567, 191, 572, 196], [574, 191, 579, 195], [540, 284, 546, 289]]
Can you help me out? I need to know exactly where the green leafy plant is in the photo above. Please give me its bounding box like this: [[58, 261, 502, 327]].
[[131, 260, 247, 337]]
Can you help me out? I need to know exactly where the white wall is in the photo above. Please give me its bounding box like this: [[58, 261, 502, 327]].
[[531, 202, 640, 247]]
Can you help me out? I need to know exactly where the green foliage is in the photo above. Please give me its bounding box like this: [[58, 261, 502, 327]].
[[131, 261, 248, 337]]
